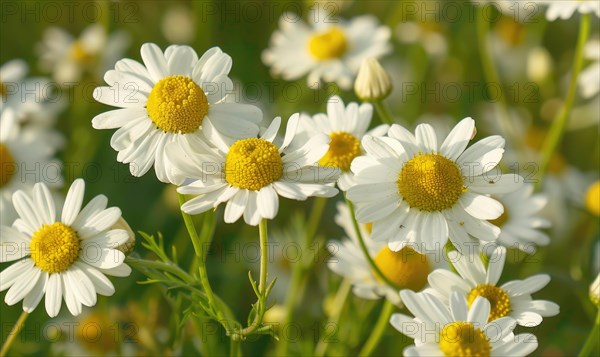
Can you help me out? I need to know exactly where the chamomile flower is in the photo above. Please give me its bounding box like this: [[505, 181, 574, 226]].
[[579, 39, 600, 99], [262, 12, 391, 90], [0, 60, 59, 126], [0, 108, 63, 225], [482, 184, 551, 254], [92, 43, 262, 183], [0, 179, 132, 317], [37, 24, 130, 83], [427, 246, 559, 326], [295, 96, 387, 190], [169, 114, 339, 226], [327, 202, 447, 305], [534, 0, 600, 21], [391, 290, 538, 357], [347, 118, 522, 254]]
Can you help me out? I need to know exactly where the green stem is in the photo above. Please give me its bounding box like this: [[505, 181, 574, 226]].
[[0, 311, 28, 357], [177, 194, 229, 328], [234, 219, 270, 339], [277, 197, 328, 355], [314, 279, 352, 357], [579, 309, 600, 357], [345, 197, 401, 291], [476, 6, 522, 152], [537, 14, 590, 189], [358, 301, 395, 356], [230, 338, 241, 357], [373, 100, 394, 125]]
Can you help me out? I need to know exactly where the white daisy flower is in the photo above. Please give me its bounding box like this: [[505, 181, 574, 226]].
[[579, 39, 600, 99], [327, 202, 448, 305], [262, 12, 391, 90], [0, 59, 60, 127], [169, 114, 339, 226], [0, 179, 132, 317], [391, 290, 538, 357], [347, 118, 522, 254], [0, 108, 64, 226], [92, 43, 262, 183], [395, 21, 447, 58], [482, 184, 551, 254], [427, 246, 559, 327], [37, 24, 130, 84], [534, 0, 600, 21], [295, 96, 388, 191]]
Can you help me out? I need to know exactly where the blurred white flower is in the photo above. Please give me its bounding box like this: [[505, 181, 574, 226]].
[[534, 0, 600, 21], [162, 5, 195, 44], [395, 21, 447, 58], [579, 39, 600, 99], [0, 107, 64, 226], [37, 24, 130, 84], [591, 273, 600, 306], [262, 11, 391, 90], [0, 59, 61, 127]]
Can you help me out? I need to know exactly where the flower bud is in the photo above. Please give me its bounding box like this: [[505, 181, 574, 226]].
[[112, 217, 136, 256], [354, 57, 392, 101]]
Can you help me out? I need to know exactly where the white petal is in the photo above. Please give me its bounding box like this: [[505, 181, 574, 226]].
[[415, 124, 438, 152], [32, 183, 56, 224], [80, 247, 125, 269], [257, 186, 279, 219], [467, 296, 490, 326], [486, 246, 506, 285], [62, 179, 85, 225], [224, 190, 249, 223], [440, 118, 475, 161], [459, 192, 504, 220], [5, 265, 41, 305], [74, 262, 115, 296], [23, 272, 48, 312], [45, 273, 63, 317], [140, 43, 168, 82]]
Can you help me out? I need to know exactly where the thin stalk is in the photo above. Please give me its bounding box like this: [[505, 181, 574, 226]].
[[314, 280, 352, 357], [476, 6, 522, 152], [578, 309, 600, 357], [537, 14, 590, 189], [230, 338, 241, 357], [373, 100, 394, 125], [345, 197, 401, 291], [277, 197, 328, 355], [358, 301, 395, 356], [0, 311, 29, 357], [235, 219, 270, 339]]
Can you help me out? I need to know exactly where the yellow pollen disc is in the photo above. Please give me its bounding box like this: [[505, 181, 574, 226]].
[[146, 75, 208, 134], [70, 41, 95, 63], [489, 203, 509, 227], [398, 154, 465, 212], [439, 322, 491, 357], [585, 181, 600, 217], [467, 284, 511, 321], [318, 131, 361, 171], [225, 138, 283, 191], [308, 27, 348, 60], [30, 222, 80, 273], [0, 143, 16, 187], [373, 247, 430, 290]]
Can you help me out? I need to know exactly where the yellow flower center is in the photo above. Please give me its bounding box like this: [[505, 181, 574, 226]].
[[586, 181, 600, 217], [30, 222, 80, 273], [373, 246, 430, 290], [318, 131, 361, 171], [70, 41, 95, 64], [0, 143, 16, 187], [146, 75, 208, 134], [489, 203, 509, 227], [225, 138, 283, 191], [398, 154, 465, 212], [467, 284, 511, 321], [439, 322, 491, 357], [308, 27, 348, 60], [0, 82, 6, 97]]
